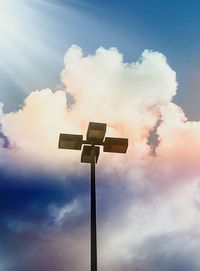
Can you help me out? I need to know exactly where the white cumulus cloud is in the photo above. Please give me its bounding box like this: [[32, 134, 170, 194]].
[[1, 45, 200, 271]]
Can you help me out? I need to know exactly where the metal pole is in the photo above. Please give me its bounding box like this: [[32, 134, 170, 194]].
[[91, 147, 97, 271]]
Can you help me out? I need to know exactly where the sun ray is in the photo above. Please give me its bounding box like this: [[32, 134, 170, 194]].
[[0, 0, 66, 95], [0, 0, 96, 111]]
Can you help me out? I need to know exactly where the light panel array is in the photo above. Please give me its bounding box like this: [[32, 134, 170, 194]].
[[58, 122, 128, 163]]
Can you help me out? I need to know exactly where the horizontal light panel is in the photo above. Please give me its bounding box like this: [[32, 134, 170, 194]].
[[103, 137, 128, 153], [58, 134, 83, 150]]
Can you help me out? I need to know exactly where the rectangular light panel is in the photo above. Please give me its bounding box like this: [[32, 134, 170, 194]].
[[103, 137, 128, 153], [81, 145, 100, 163], [86, 122, 106, 144], [58, 134, 83, 150]]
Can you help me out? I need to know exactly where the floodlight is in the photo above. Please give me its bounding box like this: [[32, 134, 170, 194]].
[[58, 134, 83, 150], [103, 137, 128, 153], [81, 145, 100, 163], [86, 122, 106, 144]]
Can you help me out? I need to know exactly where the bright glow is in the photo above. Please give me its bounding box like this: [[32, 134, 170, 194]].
[[0, 0, 11, 31], [0, 0, 84, 98], [0, 0, 65, 95]]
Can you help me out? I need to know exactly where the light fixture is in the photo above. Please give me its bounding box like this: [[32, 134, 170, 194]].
[[58, 122, 128, 271], [103, 137, 128, 153], [81, 145, 100, 163], [58, 134, 83, 150], [86, 122, 106, 144]]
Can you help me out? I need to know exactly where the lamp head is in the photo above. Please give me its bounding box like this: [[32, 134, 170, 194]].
[[58, 134, 83, 150], [103, 137, 128, 153], [81, 145, 100, 163], [86, 122, 106, 144]]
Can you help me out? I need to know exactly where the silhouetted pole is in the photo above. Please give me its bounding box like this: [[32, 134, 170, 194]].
[[91, 147, 97, 271], [58, 122, 128, 271]]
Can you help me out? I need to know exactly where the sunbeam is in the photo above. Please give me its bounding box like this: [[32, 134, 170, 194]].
[[0, 0, 81, 106]]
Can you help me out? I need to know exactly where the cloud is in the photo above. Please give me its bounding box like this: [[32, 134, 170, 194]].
[[156, 103, 200, 180], [1, 180, 200, 271], [0, 45, 178, 179], [1, 45, 200, 270], [96, 178, 200, 270], [0, 89, 84, 178], [48, 199, 82, 226], [0, 186, 90, 271], [128, 231, 200, 271]]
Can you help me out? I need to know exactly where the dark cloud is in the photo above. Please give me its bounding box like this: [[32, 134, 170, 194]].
[[1, 170, 199, 271], [0, 169, 144, 271], [0, 181, 90, 271], [123, 232, 200, 271], [0, 131, 11, 149], [147, 118, 162, 156], [0, 222, 90, 271]]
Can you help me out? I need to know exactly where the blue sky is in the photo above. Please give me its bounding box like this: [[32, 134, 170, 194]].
[[1, 1, 200, 270], [1, 0, 200, 118]]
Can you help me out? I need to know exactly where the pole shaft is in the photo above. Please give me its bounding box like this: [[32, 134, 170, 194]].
[[91, 148, 97, 271]]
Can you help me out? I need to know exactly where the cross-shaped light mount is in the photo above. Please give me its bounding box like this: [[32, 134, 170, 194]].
[[58, 122, 128, 163]]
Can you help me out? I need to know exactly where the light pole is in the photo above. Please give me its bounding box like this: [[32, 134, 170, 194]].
[[58, 122, 128, 271]]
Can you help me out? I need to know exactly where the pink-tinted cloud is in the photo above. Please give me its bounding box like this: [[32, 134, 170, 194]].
[[1, 46, 200, 270], [0, 45, 179, 179]]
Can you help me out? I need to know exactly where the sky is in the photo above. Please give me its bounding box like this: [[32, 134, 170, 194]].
[[1, 0, 200, 270]]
